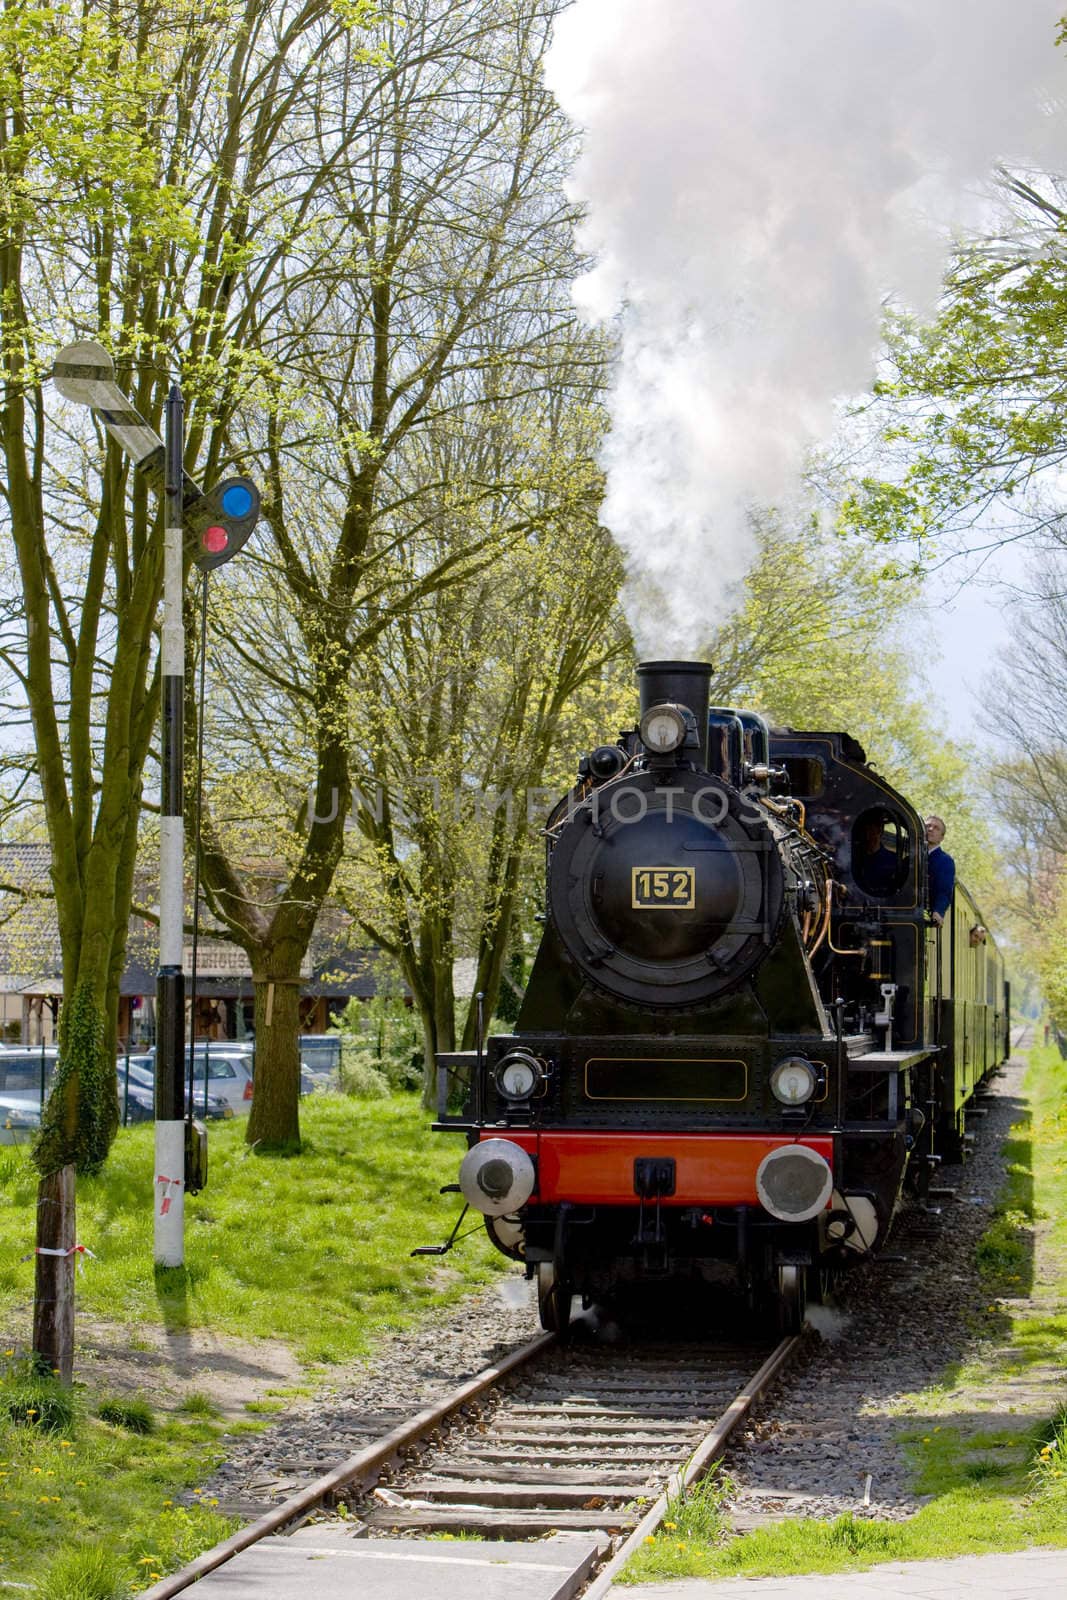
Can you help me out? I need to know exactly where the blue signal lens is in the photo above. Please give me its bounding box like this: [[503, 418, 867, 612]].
[[220, 483, 254, 518]]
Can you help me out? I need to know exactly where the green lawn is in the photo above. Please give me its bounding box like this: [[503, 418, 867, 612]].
[[0, 1094, 504, 1596], [621, 1040, 1067, 1585]]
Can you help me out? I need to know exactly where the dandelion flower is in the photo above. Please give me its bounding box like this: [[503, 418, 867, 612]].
[[644, 1535, 655, 1544]]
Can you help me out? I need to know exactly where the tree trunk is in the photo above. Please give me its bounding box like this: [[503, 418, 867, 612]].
[[31, 1166, 75, 1384], [247, 972, 302, 1150]]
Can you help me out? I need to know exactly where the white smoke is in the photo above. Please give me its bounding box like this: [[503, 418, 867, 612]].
[[546, 0, 1066, 651]]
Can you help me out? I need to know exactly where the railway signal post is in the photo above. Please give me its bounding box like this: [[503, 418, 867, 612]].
[[156, 384, 187, 1267], [52, 341, 260, 1269]]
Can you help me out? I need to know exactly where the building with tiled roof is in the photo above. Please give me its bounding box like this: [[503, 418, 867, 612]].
[[0, 842, 385, 1046]]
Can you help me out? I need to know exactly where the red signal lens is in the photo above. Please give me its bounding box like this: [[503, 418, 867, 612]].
[[203, 525, 229, 553]]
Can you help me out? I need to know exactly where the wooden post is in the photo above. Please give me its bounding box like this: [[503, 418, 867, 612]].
[[31, 1166, 75, 1383]]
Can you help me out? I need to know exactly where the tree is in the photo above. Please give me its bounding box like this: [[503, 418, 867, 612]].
[[0, 0, 382, 1365], [342, 483, 630, 1097], [978, 548, 1067, 997], [837, 167, 1067, 565], [192, 0, 598, 1141], [708, 517, 997, 899]]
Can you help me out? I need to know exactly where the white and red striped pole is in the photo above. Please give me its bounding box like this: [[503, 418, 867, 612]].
[[155, 384, 186, 1267]]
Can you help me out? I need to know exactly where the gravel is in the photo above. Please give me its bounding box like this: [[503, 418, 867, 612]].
[[722, 1046, 1028, 1530], [203, 1274, 541, 1514], [202, 1045, 1028, 1533]]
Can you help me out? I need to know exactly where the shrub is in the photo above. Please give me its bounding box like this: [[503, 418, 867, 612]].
[[97, 1396, 155, 1434], [332, 966, 424, 1094], [337, 1054, 391, 1099]]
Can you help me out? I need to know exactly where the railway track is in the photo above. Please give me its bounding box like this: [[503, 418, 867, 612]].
[[139, 1327, 798, 1599], [135, 1037, 1026, 1598]]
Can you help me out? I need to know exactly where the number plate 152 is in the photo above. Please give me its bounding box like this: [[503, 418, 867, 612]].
[[632, 866, 695, 909]]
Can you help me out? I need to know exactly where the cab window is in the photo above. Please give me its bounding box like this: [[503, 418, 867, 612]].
[[851, 808, 911, 897]]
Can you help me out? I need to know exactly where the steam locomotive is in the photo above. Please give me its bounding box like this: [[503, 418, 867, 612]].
[[434, 661, 1008, 1332]]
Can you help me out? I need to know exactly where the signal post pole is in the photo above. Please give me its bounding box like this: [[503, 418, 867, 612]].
[[52, 341, 260, 1275], [156, 385, 187, 1267]]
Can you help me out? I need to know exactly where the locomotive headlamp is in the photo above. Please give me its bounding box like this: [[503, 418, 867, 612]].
[[639, 702, 687, 756], [770, 1056, 818, 1106], [495, 1049, 543, 1101]]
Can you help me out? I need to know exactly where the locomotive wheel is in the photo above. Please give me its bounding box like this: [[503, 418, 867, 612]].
[[776, 1264, 806, 1335], [537, 1262, 574, 1337]]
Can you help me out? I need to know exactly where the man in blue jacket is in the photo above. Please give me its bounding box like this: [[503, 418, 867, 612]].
[[926, 815, 956, 926]]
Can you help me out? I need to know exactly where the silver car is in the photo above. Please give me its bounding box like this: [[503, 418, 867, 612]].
[[127, 1046, 255, 1114], [0, 1092, 40, 1145]]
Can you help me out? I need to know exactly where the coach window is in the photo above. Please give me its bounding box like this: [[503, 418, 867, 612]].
[[852, 808, 911, 897]]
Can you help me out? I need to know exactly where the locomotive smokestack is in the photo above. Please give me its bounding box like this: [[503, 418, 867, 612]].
[[637, 660, 713, 768]]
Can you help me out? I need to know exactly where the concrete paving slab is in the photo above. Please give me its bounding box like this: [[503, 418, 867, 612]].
[[190, 1532, 603, 1600], [610, 1548, 1067, 1600]]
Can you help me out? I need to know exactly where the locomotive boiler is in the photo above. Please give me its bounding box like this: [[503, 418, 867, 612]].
[[433, 661, 1009, 1332]]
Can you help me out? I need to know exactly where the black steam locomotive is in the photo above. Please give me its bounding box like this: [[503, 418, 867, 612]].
[[434, 661, 1008, 1332]]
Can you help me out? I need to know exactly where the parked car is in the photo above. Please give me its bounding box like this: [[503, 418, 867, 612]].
[[298, 1035, 342, 1078], [116, 1058, 233, 1123], [125, 1043, 315, 1106], [0, 1049, 57, 1101], [0, 1092, 41, 1144], [123, 1046, 255, 1114]]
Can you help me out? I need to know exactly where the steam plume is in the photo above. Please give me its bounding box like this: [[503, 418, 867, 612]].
[[546, 0, 1065, 650]]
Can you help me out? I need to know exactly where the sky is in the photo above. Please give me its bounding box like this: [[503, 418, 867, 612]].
[[544, 0, 1066, 713], [921, 553, 1026, 740]]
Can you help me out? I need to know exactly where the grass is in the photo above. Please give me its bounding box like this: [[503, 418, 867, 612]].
[[97, 1397, 155, 1434], [0, 1093, 506, 1592], [176, 1392, 221, 1418], [620, 1039, 1067, 1584], [0, 1094, 503, 1366], [0, 1353, 241, 1595]]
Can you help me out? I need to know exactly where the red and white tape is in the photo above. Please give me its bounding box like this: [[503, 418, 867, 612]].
[[21, 1244, 98, 1274], [156, 1173, 183, 1216]]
